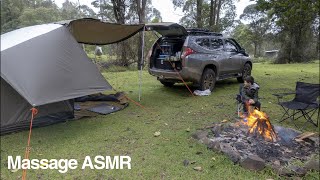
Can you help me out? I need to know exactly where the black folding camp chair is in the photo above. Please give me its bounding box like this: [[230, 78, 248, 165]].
[[273, 82, 320, 129]]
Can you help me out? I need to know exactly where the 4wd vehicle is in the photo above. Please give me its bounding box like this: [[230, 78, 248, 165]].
[[146, 23, 252, 91]]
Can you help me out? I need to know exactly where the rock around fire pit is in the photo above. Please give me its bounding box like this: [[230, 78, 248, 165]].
[[192, 120, 319, 177]]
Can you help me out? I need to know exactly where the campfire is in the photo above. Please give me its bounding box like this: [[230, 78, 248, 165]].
[[241, 108, 277, 142], [191, 108, 319, 176]]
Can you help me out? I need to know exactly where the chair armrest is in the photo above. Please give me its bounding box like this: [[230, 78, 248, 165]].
[[272, 92, 295, 98], [272, 92, 295, 103]]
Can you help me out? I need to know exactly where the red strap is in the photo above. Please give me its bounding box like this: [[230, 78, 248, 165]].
[[22, 108, 38, 180], [155, 43, 195, 97], [112, 88, 154, 114], [124, 95, 145, 108]]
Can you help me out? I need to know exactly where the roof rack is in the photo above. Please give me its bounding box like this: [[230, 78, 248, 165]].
[[186, 28, 223, 36]]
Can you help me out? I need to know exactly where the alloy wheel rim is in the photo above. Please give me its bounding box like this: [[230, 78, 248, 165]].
[[243, 66, 251, 78], [204, 74, 214, 90]]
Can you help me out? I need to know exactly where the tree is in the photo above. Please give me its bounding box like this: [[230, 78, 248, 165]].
[[60, 0, 82, 19], [209, 0, 223, 31], [1, 0, 25, 33], [19, 7, 61, 27], [174, 0, 236, 32], [240, 4, 270, 57], [196, 0, 203, 28], [91, 0, 162, 67], [1, 0, 64, 34], [79, 5, 97, 18], [255, 0, 318, 63], [232, 23, 254, 55], [179, 0, 197, 27], [91, 0, 115, 21], [217, 0, 236, 32]]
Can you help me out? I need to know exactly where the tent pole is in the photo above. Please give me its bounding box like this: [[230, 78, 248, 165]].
[[138, 26, 145, 102], [94, 52, 97, 64]]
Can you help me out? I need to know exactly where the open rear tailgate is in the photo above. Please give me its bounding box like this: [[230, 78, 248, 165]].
[[145, 22, 187, 37]]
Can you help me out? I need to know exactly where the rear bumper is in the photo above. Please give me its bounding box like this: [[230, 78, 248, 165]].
[[149, 67, 201, 83]]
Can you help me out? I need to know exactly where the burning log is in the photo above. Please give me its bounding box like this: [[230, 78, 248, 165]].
[[245, 109, 277, 142]]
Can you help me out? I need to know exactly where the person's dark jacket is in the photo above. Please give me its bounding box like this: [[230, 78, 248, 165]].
[[241, 83, 259, 103]]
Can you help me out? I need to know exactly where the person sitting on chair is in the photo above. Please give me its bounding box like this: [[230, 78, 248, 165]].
[[240, 76, 261, 115]]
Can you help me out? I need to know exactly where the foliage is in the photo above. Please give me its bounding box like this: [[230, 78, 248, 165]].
[[240, 3, 270, 57], [174, 0, 236, 32], [18, 7, 61, 27], [90, 0, 162, 67], [232, 23, 254, 54], [1, 0, 27, 33], [255, 0, 319, 63], [0, 0, 97, 34]]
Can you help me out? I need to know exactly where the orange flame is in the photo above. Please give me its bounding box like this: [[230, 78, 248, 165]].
[[242, 107, 277, 142]]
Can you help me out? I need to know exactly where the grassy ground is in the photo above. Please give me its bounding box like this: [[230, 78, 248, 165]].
[[1, 62, 319, 180]]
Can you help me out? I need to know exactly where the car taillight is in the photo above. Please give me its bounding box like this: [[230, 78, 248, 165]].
[[182, 47, 195, 57], [181, 47, 195, 67]]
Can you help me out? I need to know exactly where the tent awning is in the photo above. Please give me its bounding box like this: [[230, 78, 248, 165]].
[[57, 18, 145, 45]]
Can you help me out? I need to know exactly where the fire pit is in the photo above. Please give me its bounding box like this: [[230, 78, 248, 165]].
[[192, 109, 319, 176]]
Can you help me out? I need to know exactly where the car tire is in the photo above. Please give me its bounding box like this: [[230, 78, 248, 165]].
[[237, 63, 251, 83], [160, 80, 175, 87], [200, 68, 216, 91]]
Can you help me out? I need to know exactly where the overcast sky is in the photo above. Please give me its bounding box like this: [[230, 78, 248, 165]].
[[54, 0, 255, 23]]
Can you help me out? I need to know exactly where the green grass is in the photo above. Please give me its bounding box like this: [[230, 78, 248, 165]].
[[1, 62, 319, 179]]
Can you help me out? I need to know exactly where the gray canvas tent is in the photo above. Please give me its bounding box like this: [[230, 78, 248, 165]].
[[1, 23, 111, 134], [1, 20, 144, 135]]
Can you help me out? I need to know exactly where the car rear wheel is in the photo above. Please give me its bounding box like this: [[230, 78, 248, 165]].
[[160, 80, 175, 87], [200, 68, 216, 91], [237, 63, 251, 83]]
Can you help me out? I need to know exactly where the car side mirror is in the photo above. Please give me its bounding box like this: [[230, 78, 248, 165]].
[[239, 48, 245, 53], [239, 48, 248, 56]]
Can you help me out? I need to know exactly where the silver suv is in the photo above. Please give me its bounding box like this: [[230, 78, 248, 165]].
[[146, 23, 252, 91]]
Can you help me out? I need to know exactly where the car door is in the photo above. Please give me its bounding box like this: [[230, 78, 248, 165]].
[[224, 39, 243, 73], [208, 38, 226, 75], [191, 37, 224, 72]]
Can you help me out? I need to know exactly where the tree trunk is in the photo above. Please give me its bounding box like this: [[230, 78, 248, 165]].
[[196, 0, 203, 28], [292, 28, 302, 62], [100, 0, 104, 21], [318, 20, 320, 59], [277, 32, 290, 64], [111, 0, 128, 66], [253, 42, 257, 58], [209, 0, 213, 26], [111, 0, 125, 24], [278, 20, 313, 63], [209, 0, 218, 28], [215, 0, 222, 31]]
